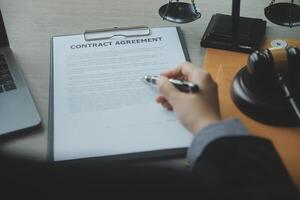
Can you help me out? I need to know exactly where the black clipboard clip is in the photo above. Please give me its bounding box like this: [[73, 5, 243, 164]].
[[83, 26, 151, 41]]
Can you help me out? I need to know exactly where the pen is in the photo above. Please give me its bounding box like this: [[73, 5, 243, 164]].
[[144, 75, 199, 93]]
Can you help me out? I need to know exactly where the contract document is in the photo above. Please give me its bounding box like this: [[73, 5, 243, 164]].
[[50, 27, 193, 161]]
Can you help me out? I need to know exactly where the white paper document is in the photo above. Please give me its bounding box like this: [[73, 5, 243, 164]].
[[52, 27, 193, 161]]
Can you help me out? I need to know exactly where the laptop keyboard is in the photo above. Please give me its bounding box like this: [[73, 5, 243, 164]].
[[0, 54, 17, 93]]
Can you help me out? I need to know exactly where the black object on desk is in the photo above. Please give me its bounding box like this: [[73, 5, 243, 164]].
[[158, 0, 201, 23], [158, 0, 266, 53], [265, 0, 300, 28], [200, 0, 266, 53], [231, 47, 300, 126]]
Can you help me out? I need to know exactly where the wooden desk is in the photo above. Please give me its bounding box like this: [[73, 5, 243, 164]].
[[0, 0, 299, 169], [204, 39, 300, 188]]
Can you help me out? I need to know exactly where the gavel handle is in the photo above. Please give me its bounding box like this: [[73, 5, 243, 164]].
[[277, 74, 300, 121]]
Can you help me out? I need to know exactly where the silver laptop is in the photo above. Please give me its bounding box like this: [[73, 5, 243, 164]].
[[0, 10, 40, 135]]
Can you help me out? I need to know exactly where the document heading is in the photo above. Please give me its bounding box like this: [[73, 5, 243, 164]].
[[70, 37, 163, 50]]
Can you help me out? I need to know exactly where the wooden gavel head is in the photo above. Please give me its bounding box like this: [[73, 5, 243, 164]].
[[247, 47, 300, 81]]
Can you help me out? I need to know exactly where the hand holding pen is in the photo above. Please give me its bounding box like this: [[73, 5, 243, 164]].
[[144, 75, 199, 93], [145, 62, 221, 134]]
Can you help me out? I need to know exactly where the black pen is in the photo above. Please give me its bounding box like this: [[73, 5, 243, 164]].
[[144, 75, 199, 93]]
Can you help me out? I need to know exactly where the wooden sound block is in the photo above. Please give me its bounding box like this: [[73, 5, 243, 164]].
[[203, 39, 300, 188]]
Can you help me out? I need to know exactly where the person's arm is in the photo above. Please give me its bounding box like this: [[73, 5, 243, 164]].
[[187, 118, 300, 199], [186, 118, 249, 167], [156, 62, 300, 199], [189, 127, 300, 199]]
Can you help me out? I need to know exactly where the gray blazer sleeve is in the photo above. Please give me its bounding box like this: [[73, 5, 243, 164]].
[[186, 118, 251, 166]]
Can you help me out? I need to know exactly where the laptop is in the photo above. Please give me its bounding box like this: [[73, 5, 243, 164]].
[[0, 10, 41, 135]]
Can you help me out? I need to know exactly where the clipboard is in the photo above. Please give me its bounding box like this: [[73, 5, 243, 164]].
[[48, 26, 191, 163]]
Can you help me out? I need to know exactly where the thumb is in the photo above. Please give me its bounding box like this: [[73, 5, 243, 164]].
[[157, 76, 180, 102]]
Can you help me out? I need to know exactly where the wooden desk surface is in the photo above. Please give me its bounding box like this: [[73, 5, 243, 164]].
[[204, 39, 300, 188], [0, 0, 299, 167]]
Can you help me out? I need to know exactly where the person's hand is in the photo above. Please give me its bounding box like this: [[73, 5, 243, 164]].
[[156, 62, 221, 134]]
